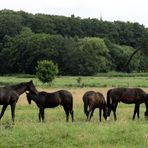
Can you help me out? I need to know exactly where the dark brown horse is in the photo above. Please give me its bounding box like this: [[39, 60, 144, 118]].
[[26, 90, 74, 122], [0, 80, 38, 124], [83, 91, 107, 122], [106, 88, 148, 120]]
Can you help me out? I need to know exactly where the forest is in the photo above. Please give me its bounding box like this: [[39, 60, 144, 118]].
[[0, 9, 148, 75]]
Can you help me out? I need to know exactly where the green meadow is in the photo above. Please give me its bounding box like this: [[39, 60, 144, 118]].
[[0, 72, 148, 88], [0, 74, 148, 148]]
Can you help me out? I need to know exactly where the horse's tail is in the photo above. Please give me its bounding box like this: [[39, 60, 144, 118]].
[[83, 95, 89, 115], [70, 94, 74, 122], [71, 94, 73, 111], [107, 89, 112, 107]]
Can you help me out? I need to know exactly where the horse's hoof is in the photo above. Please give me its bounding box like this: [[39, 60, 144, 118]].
[[107, 117, 110, 121]]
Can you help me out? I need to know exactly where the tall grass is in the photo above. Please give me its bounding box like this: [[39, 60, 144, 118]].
[[0, 103, 148, 148], [0, 75, 148, 147]]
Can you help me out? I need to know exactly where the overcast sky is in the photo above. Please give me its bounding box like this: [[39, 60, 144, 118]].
[[0, 0, 148, 27]]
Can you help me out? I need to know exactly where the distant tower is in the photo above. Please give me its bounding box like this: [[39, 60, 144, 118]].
[[100, 12, 103, 21]]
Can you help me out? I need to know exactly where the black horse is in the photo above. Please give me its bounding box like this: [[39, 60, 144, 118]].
[[106, 88, 148, 120], [83, 91, 107, 122], [26, 90, 74, 122], [0, 80, 37, 124]]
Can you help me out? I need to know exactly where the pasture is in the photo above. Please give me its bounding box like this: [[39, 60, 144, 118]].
[[0, 75, 148, 147]]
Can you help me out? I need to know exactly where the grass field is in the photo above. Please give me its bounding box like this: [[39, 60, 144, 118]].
[[0, 75, 148, 147], [0, 72, 148, 88]]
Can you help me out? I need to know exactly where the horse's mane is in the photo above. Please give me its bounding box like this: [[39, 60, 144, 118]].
[[9, 82, 29, 90]]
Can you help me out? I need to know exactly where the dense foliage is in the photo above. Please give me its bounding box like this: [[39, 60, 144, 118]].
[[36, 60, 59, 83], [0, 9, 148, 75]]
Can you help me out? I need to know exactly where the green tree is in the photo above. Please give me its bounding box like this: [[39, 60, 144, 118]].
[[61, 37, 111, 75], [108, 43, 141, 72], [36, 60, 58, 83], [3, 27, 64, 74], [0, 10, 23, 40]]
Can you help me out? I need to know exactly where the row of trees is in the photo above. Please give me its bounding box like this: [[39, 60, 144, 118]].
[[0, 27, 147, 75], [0, 10, 148, 75]]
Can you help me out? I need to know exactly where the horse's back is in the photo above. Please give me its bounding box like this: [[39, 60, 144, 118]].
[[110, 87, 146, 103], [59, 90, 72, 98], [83, 91, 105, 107], [83, 91, 96, 103], [39, 90, 73, 108], [96, 92, 106, 104], [0, 87, 19, 104], [58, 90, 73, 104]]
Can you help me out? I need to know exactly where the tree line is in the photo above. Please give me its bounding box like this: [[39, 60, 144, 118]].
[[0, 9, 148, 75]]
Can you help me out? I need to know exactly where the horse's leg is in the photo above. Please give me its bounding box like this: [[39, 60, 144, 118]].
[[89, 108, 95, 121], [11, 103, 16, 124], [66, 110, 69, 122], [137, 104, 140, 119], [144, 102, 148, 118], [113, 102, 118, 121], [87, 111, 90, 121], [99, 108, 102, 122], [39, 108, 42, 122], [0, 105, 8, 120], [63, 107, 69, 122], [41, 108, 45, 122], [132, 104, 139, 120], [70, 110, 74, 122]]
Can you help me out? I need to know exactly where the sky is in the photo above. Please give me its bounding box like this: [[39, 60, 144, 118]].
[[0, 0, 148, 27]]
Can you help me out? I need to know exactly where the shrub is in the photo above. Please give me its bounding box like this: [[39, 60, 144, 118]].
[[36, 60, 58, 83]]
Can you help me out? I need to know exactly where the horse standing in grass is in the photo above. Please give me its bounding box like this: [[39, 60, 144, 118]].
[[106, 88, 148, 120], [0, 80, 38, 124], [83, 91, 107, 122], [26, 90, 74, 122]]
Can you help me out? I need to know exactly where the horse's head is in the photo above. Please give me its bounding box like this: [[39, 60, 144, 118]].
[[103, 104, 108, 120], [144, 94, 148, 119], [26, 92, 32, 104], [106, 106, 112, 121], [26, 80, 38, 94], [145, 111, 148, 119], [26, 91, 37, 104], [145, 94, 148, 103]]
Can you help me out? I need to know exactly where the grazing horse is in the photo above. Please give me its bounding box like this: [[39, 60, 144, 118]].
[[106, 88, 148, 120], [26, 90, 74, 122], [82, 91, 107, 122], [0, 80, 38, 124]]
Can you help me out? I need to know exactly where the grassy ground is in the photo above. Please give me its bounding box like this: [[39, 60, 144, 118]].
[[0, 75, 148, 147], [0, 73, 148, 88], [0, 87, 148, 148]]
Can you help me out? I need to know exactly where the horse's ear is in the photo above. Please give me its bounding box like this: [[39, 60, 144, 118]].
[[30, 80, 33, 83]]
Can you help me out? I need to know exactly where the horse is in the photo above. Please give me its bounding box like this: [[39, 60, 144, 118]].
[[82, 91, 107, 122], [0, 80, 38, 124], [26, 90, 74, 122], [106, 87, 148, 120]]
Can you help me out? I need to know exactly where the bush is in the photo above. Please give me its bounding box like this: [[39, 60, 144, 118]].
[[36, 60, 58, 83]]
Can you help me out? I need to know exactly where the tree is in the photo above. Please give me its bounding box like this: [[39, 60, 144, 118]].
[[122, 26, 148, 72], [36, 60, 58, 83], [108, 43, 141, 72], [0, 9, 148, 74], [60, 37, 111, 75], [2, 27, 64, 74], [0, 10, 23, 40]]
